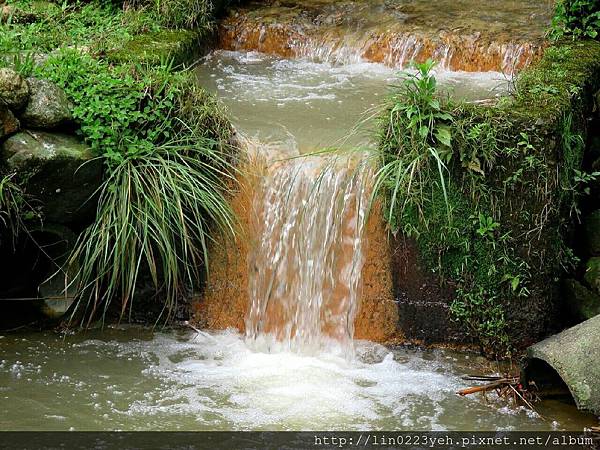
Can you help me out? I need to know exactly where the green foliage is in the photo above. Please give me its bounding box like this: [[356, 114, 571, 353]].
[[0, 0, 238, 324], [68, 138, 236, 325], [0, 1, 159, 57], [375, 60, 453, 229], [31, 50, 233, 164], [474, 213, 499, 240], [374, 44, 600, 355], [449, 287, 510, 352], [550, 0, 600, 40]]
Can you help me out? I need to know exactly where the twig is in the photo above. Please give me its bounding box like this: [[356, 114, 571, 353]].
[[458, 380, 508, 396]]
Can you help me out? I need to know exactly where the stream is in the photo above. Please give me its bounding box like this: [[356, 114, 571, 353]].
[[0, 327, 595, 431], [1, 47, 597, 431]]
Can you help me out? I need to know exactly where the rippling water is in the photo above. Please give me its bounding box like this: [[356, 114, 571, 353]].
[[0, 328, 595, 431], [196, 50, 510, 152]]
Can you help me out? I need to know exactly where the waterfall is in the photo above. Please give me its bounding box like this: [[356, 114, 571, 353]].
[[245, 156, 370, 355], [220, 15, 544, 74]]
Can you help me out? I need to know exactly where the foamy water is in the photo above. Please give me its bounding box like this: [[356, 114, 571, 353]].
[[1, 328, 594, 430]]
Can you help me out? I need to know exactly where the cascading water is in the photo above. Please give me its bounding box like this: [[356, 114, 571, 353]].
[[246, 158, 370, 355], [219, 0, 553, 74]]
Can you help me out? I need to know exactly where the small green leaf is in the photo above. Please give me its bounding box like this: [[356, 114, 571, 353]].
[[435, 126, 452, 147]]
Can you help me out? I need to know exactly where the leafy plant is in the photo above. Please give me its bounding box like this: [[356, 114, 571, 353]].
[[550, 0, 600, 40], [474, 213, 499, 239], [374, 59, 454, 229], [450, 287, 510, 353]]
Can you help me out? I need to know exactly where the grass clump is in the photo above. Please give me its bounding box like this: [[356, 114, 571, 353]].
[[0, 175, 27, 245], [131, 0, 217, 30], [69, 138, 236, 325]]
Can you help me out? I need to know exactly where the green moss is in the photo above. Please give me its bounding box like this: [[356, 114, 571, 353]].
[[108, 29, 201, 67], [510, 40, 600, 120]]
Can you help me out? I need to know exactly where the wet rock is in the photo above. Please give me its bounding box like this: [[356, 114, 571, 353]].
[[0, 106, 19, 138], [21, 78, 73, 129], [0, 68, 30, 110], [584, 209, 600, 256], [584, 257, 600, 295], [2, 131, 102, 225], [562, 278, 600, 322]]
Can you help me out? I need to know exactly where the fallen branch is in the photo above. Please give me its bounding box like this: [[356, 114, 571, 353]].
[[458, 380, 508, 396]]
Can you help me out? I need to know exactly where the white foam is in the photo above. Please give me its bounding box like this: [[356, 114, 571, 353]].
[[122, 330, 463, 430]]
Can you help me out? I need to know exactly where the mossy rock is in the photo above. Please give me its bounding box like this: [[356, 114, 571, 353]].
[[585, 210, 600, 256], [107, 30, 202, 67], [563, 278, 600, 322], [0, 106, 19, 138], [22, 77, 73, 129], [2, 130, 103, 226], [584, 257, 600, 295], [0, 67, 30, 110], [525, 315, 600, 415]]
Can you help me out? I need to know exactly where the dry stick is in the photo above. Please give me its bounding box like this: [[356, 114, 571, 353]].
[[457, 380, 507, 396]]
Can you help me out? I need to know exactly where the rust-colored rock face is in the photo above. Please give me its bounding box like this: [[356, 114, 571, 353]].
[[194, 157, 398, 344], [193, 159, 262, 334], [219, 0, 552, 73]]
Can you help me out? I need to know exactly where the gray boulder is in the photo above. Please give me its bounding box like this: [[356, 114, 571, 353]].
[[21, 78, 73, 129], [2, 130, 102, 225], [0, 68, 29, 110], [0, 106, 19, 138], [523, 315, 600, 415]]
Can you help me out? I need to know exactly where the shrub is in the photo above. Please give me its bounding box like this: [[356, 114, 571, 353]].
[[550, 0, 600, 40]]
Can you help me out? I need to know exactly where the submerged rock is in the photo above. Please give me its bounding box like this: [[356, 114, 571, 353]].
[[0, 68, 29, 110], [584, 209, 600, 256], [21, 78, 73, 129], [2, 131, 102, 225], [562, 278, 600, 322], [0, 106, 19, 138]]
